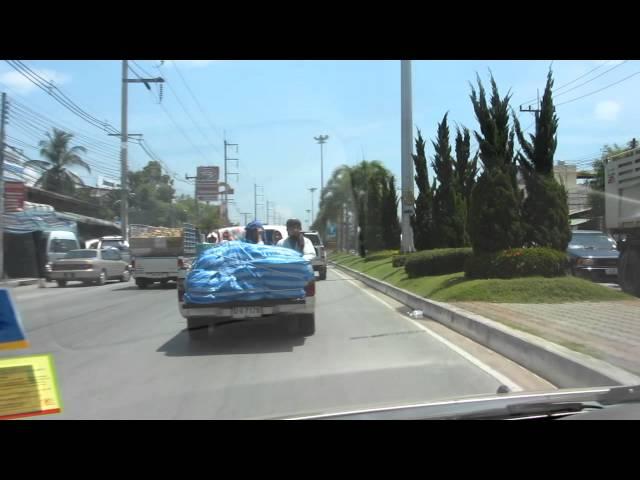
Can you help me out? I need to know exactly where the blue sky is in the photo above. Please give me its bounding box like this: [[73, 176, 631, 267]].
[[1, 59, 637, 228]]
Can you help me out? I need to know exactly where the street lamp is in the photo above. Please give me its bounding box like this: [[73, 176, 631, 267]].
[[314, 135, 329, 194], [306, 209, 311, 228], [309, 187, 317, 226]]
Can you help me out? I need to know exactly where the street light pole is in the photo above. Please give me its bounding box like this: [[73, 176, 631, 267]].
[[120, 61, 129, 242], [314, 135, 329, 194], [400, 60, 416, 253], [309, 187, 317, 226]]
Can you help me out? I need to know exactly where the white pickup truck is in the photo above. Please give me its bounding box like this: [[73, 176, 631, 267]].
[[130, 224, 198, 289]]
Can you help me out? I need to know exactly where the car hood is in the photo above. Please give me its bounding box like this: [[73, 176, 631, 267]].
[[568, 248, 618, 258]]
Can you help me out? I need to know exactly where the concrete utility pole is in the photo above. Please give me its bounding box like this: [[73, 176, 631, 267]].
[[0, 93, 7, 279], [119, 60, 164, 241], [309, 187, 317, 226], [314, 135, 329, 193], [400, 60, 415, 253]]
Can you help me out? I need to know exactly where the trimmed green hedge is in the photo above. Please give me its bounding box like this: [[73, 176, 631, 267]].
[[392, 255, 407, 267], [464, 247, 568, 279], [404, 248, 473, 278]]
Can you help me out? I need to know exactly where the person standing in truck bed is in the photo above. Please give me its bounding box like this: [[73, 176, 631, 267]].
[[277, 218, 316, 261]]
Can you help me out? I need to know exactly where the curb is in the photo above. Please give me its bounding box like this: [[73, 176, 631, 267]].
[[330, 260, 640, 389], [0, 279, 39, 288]]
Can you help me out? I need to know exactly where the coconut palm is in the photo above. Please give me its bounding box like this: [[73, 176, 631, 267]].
[[27, 128, 91, 195]]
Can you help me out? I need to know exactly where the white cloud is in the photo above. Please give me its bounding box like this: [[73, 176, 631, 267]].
[[0, 68, 70, 94], [594, 100, 621, 121]]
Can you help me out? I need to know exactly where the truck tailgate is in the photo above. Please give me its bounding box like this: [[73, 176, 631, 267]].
[[134, 257, 177, 276]]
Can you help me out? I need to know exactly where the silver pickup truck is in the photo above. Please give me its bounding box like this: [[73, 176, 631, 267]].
[[177, 254, 316, 339], [303, 231, 327, 280]]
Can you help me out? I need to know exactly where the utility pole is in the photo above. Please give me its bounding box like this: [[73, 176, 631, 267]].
[[309, 187, 317, 226], [240, 212, 252, 225], [118, 60, 164, 241], [0, 93, 7, 280], [254, 184, 264, 221], [306, 209, 311, 228], [223, 139, 239, 225], [400, 60, 416, 253], [314, 135, 329, 194], [185, 173, 199, 226]]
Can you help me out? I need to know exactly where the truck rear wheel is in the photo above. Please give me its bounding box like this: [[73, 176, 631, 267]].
[[298, 314, 316, 336], [136, 278, 149, 289], [619, 248, 640, 297], [319, 267, 327, 280], [186, 318, 209, 339]]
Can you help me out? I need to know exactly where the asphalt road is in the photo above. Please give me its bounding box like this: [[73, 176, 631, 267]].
[[1, 267, 552, 419]]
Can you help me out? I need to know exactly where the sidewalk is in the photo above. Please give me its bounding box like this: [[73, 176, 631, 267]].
[[0, 278, 39, 288], [454, 300, 640, 377]]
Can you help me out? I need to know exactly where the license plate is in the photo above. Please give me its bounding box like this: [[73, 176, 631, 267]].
[[606, 268, 618, 275], [231, 306, 262, 318], [64, 273, 74, 279]]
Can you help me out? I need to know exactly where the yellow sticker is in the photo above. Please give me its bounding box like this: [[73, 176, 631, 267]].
[[0, 354, 62, 420]]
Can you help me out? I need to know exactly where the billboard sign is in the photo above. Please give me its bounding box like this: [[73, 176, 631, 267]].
[[196, 166, 220, 202]]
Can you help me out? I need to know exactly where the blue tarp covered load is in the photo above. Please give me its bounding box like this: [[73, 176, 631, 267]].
[[2, 211, 77, 234], [184, 241, 314, 304]]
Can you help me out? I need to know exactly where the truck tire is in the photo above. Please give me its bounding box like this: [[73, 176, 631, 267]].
[[186, 318, 209, 339], [319, 267, 327, 281], [619, 248, 640, 297], [56, 280, 67, 288], [136, 278, 149, 289], [298, 313, 316, 336]]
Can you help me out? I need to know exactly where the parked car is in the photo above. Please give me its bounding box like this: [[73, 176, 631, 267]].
[[567, 230, 619, 282], [303, 231, 327, 280], [49, 248, 131, 287]]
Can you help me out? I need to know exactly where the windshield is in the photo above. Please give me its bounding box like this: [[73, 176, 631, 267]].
[[64, 250, 97, 259], [2, 59, 640, 421], [569, 233, 617, 250], [50, 239, 77, 253]]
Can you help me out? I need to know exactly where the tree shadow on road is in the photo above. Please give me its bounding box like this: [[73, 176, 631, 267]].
[[157, 319, 307, 357]]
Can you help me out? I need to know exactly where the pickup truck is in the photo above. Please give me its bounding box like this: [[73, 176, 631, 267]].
[[177, 244, 316, 339], [130, 224, 198, 289], [303, 231, 327, 280]]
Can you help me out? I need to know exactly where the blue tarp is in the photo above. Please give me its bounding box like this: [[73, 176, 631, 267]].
[[2, 210, 77, 234], [184, 241, 314, 304]]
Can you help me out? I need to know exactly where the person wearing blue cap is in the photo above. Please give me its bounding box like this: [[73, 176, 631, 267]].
[[245, 220, 265, 244]]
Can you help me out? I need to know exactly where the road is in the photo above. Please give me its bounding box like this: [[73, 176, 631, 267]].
[[1, 267, 552, 419]]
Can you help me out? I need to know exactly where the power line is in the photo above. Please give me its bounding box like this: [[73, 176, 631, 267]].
[[553, 60, 629, 99], [556, 70, 640, 106], [157, 64, 222, 157], [519, 61, 612, 106], [170, 60, 226, 144], [4, 60, 119, 134]]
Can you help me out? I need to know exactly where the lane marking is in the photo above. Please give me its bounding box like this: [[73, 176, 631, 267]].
[[330, 267, 523, 392]]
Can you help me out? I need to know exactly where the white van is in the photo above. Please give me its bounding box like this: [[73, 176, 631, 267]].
[[44, 231, 81, 279]]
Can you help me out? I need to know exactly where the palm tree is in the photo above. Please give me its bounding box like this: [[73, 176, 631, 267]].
[[27, 128, 91, 195]]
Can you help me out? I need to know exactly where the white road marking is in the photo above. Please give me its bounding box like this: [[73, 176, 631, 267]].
[[331, 267, 523, 392]]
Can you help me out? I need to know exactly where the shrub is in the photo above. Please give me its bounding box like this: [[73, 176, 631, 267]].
[[392, 255, 407, 268], [404, 248, 473, 278], [465, 247, 568, 279]]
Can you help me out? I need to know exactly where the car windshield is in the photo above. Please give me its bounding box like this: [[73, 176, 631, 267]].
[[304, 234, 321, 246], [64, 250, 97, 259], [2, 59, 640, 421], [50, 239, 77, 253], [569, 234, 617, 250]]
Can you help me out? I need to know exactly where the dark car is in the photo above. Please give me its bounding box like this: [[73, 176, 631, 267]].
[[567, 230, 619, 282]]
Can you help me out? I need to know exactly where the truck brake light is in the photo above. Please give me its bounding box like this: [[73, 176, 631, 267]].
[[304, 281, 316, 297]]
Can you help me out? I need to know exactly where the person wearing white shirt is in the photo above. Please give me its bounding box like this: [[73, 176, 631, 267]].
[[277, 218, 316, 261]]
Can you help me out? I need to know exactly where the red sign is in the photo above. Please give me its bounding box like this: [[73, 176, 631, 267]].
[[4, 182, 25, 212]]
